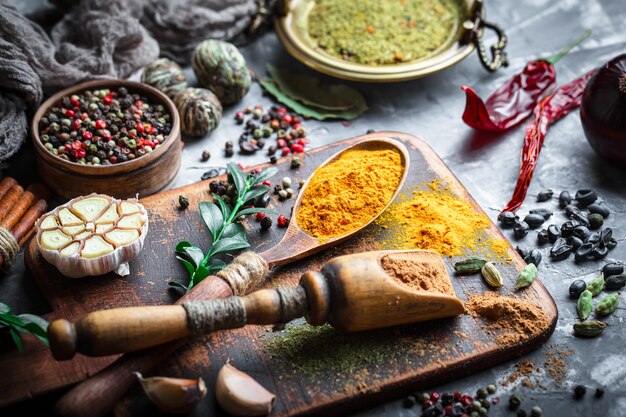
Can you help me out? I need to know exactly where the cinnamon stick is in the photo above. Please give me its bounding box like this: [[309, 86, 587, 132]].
[[0, 199, 48, 267], [0, 191, 35, 230], [0, 184, 24, 224], [0, 177, 17, 200]]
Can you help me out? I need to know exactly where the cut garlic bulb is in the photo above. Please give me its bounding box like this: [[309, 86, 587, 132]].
[[35, 193, 149, 278]]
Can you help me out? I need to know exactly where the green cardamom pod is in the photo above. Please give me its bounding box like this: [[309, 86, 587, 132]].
[[454, 257, 488, 274], [515, 264, 538, 290], [587, 273, 605, 297], [573, 320, 607, 337], [596, 292, 620, 316], [577, 290, 593, 321], [481, 262, 503, 287]]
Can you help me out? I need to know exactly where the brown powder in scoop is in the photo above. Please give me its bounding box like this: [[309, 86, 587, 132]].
[[381, 251, 454, 296], [465, 292, 548, 347]]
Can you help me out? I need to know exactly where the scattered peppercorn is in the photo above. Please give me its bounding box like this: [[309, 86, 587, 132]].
[[486, 384, 496, 394], [595, 387, 605, 398], [277, 214, 289, 227], [516, 410, 527, 417], [403, 395, 417, 408], [291, 156, 302, 169], [178, 195, 189, 210], [574, 384, 586, 399], [260, 216, 272, 231], [282, 177, 292, 188], [530, 406, 542, 417], [201, 150, 211, 161], [255, 212, 266, 222], [508, 395, 522, 410], [38, 87, 172, 165]]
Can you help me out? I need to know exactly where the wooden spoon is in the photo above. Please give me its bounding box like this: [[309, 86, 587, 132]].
[[53, 136, 409, 417]]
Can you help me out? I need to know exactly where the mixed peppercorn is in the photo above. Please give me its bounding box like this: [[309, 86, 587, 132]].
[[231, 104, 309, 162], [404, 385, 500, 417], [38, 87, 172, 165]]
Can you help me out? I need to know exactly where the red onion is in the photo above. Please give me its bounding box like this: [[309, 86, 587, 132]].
[[580, 54, 626, 165]]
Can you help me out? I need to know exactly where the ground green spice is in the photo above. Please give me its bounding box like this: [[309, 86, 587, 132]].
[[307, 0, 460, 65]]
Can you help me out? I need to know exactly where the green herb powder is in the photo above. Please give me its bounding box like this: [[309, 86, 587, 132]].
[[307, 0, 460, 65]]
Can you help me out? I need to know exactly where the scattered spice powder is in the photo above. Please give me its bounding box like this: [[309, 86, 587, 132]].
[[376, 181, 509, 259], [307, 0, 460, 65], [381, 251, 455, 296], [297, 145, 403, 239], [543, 344, 573, 387], [465, 292, 548, 347]]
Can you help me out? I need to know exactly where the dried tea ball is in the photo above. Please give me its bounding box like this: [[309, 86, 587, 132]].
[[173, 88, 223, 138], [141, 58, 187, 98], [192, 39, 251, 105]]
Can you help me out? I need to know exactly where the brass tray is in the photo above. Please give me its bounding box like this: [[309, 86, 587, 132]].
[[275, 0, 507, 82]]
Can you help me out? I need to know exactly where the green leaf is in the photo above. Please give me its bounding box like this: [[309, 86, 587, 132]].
[[191, 265, 211, 287], [221, 223, 246, 240], [267, 64, 366, 111], [19, 314, 49, 332], [176, 256, 195, 278], [0, 313, 26, 327], [250, 167, 279, 186], [23, 323, 49, 346], [227, 162, 247, 198], [177, 245, 204, 268], [9, 328, 24, 353], [176, 241, 193, 252], [0, 303, 10, 314], [199, 202, 224, 241], [168, 281, 188, 290], [234, 207, 277, 220], [260, 80, 367, 121], [209, 236, 250, 257], [243, 185, 270, 204], [208, 258, 228, 268], [213, 194, 232, 221]]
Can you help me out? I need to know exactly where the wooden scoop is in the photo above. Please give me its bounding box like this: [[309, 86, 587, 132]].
[[48, 250, 464, 359], [53, 135, 409, 417]]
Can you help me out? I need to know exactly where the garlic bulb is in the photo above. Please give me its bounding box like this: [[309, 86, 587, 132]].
[[35, 193, 148, 278], [215, 362, 275, 416], [135, 372, 207, 413]]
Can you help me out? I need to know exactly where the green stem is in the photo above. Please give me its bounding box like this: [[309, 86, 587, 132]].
[[545, 29, 591, 65]]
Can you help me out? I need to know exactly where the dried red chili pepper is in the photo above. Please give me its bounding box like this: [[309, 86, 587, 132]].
[[461, 30, 590, 132], [502, 69, 596, 213]]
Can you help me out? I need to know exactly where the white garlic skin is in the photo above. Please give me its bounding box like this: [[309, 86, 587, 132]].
[[35, 193, 149, 278], [215, 362, 276, 416], [135, 372, 207, 414]]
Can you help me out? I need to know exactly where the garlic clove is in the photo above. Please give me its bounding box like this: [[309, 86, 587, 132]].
[[40, 230, 73, 250], [74, 230, 91, 240], [121, 201, 139, 214], [81, 235, 114, 259], [72, 196, 109, 222], [215, 363, 275, 417], [60, 242, 80, 257], [58, 208, 83, 226], [40, 215, 58, 229], [117, 213, 144, 228], [62, 224, 85, 236], [96, 203, 119, 224], [95, 223, 114, 233], [135, 372, 207, 414], [105, 229, 139, 246]]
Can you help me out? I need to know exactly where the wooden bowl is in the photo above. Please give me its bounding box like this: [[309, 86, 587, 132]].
[[31, 79, 182, 200]]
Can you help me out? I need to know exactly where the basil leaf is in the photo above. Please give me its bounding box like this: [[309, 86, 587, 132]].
[[250, 167, 279, 186], [267, 64, 366, 111], [176, 256, 195, 278], [209, 236, 250, 257], [0, 303, 10, 314], [243, 185, 270, 204], [234, 207, 277, 220], [260, 79, 368, 121], [168, 281, 188, 290], [9, 328, 24, 353], [222, 223, 245, 240], [213, 194, 232, 221], [199, 202, 223, 241], [227, 161, 247, 198]]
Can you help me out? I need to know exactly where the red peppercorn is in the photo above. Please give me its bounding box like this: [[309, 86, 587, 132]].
[[282, 114, 293, 124], [129, 131, 136, 139], [110, 156, 118, 164], [491, 396, 500, 405], [102, 95, 113, 105], [73, 148, 86, 159], [430, 392, 440, 402], [277, 138, 287, 148], [72, 119, 81, 130], [70, 97, 80, 107], [65, 109, 75, 117], [102, 131, 112, 140], [276, 107, 287, 115], [460, 395, 474, 407], [81, 112, 89, 120], [277, 214, 289, 227], [255, 212, 266, 222], [254, 168, 262, 174], [148, 125, 155, 135], [262, 180, 271, 187], [422, 400, 433, 408], [453, 391, 462, 401], [82, 131, 93, 140], [135, 100, 144, 107], [136, 122, 145, 133], [237, 162, 245, 170], [281, 147, 290, 156], [95, 120, 106, 130], [444, 405, 453, 416], [291, 144, 304, 153], [292, 117, 301, 125]]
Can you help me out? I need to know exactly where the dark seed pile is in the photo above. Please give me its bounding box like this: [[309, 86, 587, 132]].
[[404, 386, 500, 417], [38, 87, 172, 165], [499, 188, 617, 263], [232, 104, 309, 163]]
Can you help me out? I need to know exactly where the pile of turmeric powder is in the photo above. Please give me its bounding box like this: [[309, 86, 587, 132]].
[[297, 145, 403, 239], [376, 181, 509, 259]]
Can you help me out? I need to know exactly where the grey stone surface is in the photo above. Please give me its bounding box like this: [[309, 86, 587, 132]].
[[2, 0, 626, 415]]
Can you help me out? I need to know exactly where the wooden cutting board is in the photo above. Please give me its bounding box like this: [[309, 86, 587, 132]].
[[5, 132, 557, 415]]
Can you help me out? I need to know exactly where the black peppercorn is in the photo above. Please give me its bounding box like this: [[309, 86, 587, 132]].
[[201, 150, 210, 161], [178, 195, 189, 210], [270, 155, 277, 164], [291, 157, 302, 169], [573, 384, 586, 399], [509, 394, 522, 410], [595, 387, 605, 398], [260, 216, 272, 231]]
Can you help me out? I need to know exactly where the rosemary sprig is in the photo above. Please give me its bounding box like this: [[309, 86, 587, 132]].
[[171, 162, 277, 293], [0, 302, 49, 352]]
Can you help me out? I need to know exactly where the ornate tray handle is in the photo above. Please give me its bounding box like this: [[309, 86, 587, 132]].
[[465, 0, 508, 72]]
